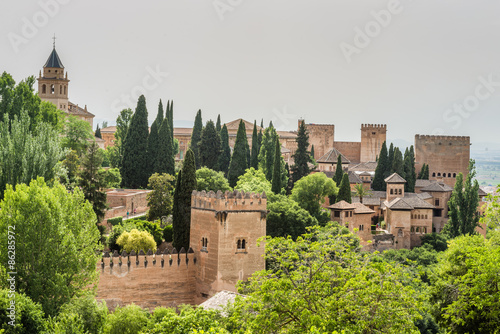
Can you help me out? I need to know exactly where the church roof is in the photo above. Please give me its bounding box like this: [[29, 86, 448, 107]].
[[317, 148, 350, 164], [384, 173, 406, 183], [44, 48, 64, 68]]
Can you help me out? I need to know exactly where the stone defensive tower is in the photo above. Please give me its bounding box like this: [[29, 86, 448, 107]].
[[190, 190, 267, 304], [301, 120, 335, 160], [414, 135, 470, 187], [38, 45, 69, 111], [360, 124, 387, 162]]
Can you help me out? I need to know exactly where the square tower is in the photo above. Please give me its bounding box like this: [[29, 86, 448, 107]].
[[360, 124, 387, 163], [190, 190, 267, 304], [37, 46, 69, 111]]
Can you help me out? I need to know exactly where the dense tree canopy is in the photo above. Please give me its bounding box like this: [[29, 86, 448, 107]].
[[258, 124, 278, 182], [199, 120, 221, 170], [196, 167, 232, 193], [234, 168, 272, 194], [147, 173, 175, 221]]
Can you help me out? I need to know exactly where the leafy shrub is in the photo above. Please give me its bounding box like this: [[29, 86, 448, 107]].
[[117, 229, 157, 253], [134, 220, 163, 246], [104, 304, 149, 334], [56, 295, 108, 334], [163, 225, 173, 243], [0, 289, 46, 333], [107, 216, 123, 226]]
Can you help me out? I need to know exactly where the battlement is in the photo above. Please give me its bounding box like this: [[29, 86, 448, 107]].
[[361, 124, 387, 130], [415, 134, 470, 143], [191, 190, 267, 212], [100, 248, 196, 270]]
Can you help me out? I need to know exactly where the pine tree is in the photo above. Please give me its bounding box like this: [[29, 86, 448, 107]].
[[258, 124, 279, 181], [271, 137, 282, 194], [310, 145, 315, 159], [250, 120, 259, 169], [190, 109, 203, 169], [444, 160, 480, 238], [216, 114, 221, 132], [79, 141, 107, 223], [156, 118, 175, 175], [121, 95, 149, 188], [228, 120, 249, 187], [95, 124, 101, 139], [387, 143, 395, 176], [172, 149, 197, 250], [372, 141, 388, 191], [291, 120, 313, 184], [199, 120, 220, 170], [218, 124, 231, 175], [336, 173, 352, 204]]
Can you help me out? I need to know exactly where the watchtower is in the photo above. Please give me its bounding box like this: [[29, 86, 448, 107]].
[[360, 124, 387, 162]]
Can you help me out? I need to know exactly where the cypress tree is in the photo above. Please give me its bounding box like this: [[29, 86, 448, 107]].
[[95, 124, 101, 139], [167, 100, 174, 143], [199, 120, 221, 170], [418, 163, 425, 179], [121, 95, 149, 188], [424, 164, 429, 179], [392, 147, 405, 178], [173, 149, 197, 250], [250, 120, 259, 169], [218, 124, 231, 175], [387, 143, 395, 176], [228, 120, 249, 187], [291, 120, 313, 183], [148, 120, 159, 174], [271, 137, 282, 194], [285, 162, 292, 195], [258, 125, 278, 181], [157, 99, 164, 125], [156, 118, 175, 175], [329, 155, 344, 204], [190, 109, 203, 169], [372, 141, 388, 191], [404, 146, 416, 192], [172, 170, 182, 249], [337, 173, 352, 204], [216, 114, 221, 132], [310, 145, 315, 159]]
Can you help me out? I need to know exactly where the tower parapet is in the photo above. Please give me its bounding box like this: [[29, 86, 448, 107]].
[[191, 190, 267, 212]]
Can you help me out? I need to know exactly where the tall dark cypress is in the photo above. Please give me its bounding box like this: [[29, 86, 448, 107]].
[[157, 99, 164, 125], [372, 141, 388, 191], [329, 154, 344, 204], [199, 120, 220, 170], [156, 119, 175, 175], [250, 120, 259, 169], [257, 121, 263, 164], [259, 125, 278, 181], [424, 164, 429, 179], [403, 147, 416, 192], [167, 100, 174, 143], [418, 163, 426, 179], [310, 145, 315, 160], [147, 100, 164, 175], [120, 95, 149, 188], [95, 124, 101, 139], [291, 120, 313, 183], [173, 149, 197, 250], [387, 143, 395, 176], [392, 147, 404, 178], [190, 110, 203, 169], [228, 120, 249, 187], [271, 137, 282, 194], [216, 114, 221, 132], [409, 145, 416, 192], [218, 124, 231, 175], [172, 170, 182, 249], [336, 173, 352, 204]]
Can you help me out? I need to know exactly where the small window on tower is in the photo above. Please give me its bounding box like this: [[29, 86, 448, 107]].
[[42, 84, 46, 94], [372, 132, 376, 135], [51, 84, 55, 94]]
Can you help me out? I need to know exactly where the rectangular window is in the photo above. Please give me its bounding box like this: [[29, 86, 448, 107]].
[[359, 225, 364, 231], [334, 211, 340, 218], [433, 209, 443, 217], [345, 212, 349, 218], [435, 199, 440, 206]]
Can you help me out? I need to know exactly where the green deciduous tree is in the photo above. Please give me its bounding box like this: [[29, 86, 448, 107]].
[[196, 167, 232, 192], [267, 194, 318, 239], [336, 172, 352, 204], [79, 141, 108, 223], [231, 223, 423, 333], [200, 120, 221, 170], [147, 173, 174, 221], [291, 120, 314, 184], [234, 168, 272, 194], [291, 172, 338, 225], [54, 295, 108, 334], [173, 149, 197, 250], [444, 160, 480, 238], [218, 124, 231, 175], [0, 113, 64, 198], [0, 178, 101, 316], [228, 120, 249, 187], [372, 141, 388, 191], [101, 167, 122, 188], [104, 304, 149, 334], [114, 108, 133, 167], [117, 229, 157, 253], [121, 95, 150, 189], [190, 109, 203, 169], [429, 234, 500, 334], [62, 115, 93, 156], [250, 120, 259, 169]]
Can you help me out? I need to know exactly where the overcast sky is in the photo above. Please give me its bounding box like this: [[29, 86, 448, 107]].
[[1, 0, 499, 148]]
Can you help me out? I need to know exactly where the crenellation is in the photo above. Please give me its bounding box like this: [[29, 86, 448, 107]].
[[191, 190, 267, 212]]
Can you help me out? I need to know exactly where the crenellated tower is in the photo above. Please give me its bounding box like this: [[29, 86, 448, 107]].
[[360, 124, 387, 162], [190, 190, 267, 304]]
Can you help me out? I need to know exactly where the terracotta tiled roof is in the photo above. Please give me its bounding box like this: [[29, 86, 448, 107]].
[[348, 171, 363, 184], [101, 126, 117, 133], [352, 196, 382, 206], [384, 173, 406, 183], [478, 187, 487, 196], [420, 182, 453, 192], [317, 148, 350, 164], [327, 200, 356, 210], [385, 198, 413, 210], [348, 162, 378, 172], [415, 179, 434, 188], [352, 202, 375, 214], [224, 119, 259, 131], [68, 101, 94, 117]]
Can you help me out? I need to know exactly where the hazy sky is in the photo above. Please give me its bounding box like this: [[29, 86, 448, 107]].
[[1, 0, 499, 147]]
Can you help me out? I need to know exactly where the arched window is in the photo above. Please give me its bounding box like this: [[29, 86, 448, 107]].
[[411, 227, 415, 233], [448, 173, 451, 177], [59, 85, 62, 94], [64, 86, 67, 95], [50, 84, 55, 94], [453, 173, 456, 177], [416, 227, 420, 233], [437, 173, 441, 177], [237, 240, 241, 249], [399, 189, 402, 195], [42, 84, 46, 94], [390, 189, 394, 194], [425, 214, 428, 219], [432, 172, 436, 177], [423, 227, 427, 233], [241, 239, 246, 249]]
